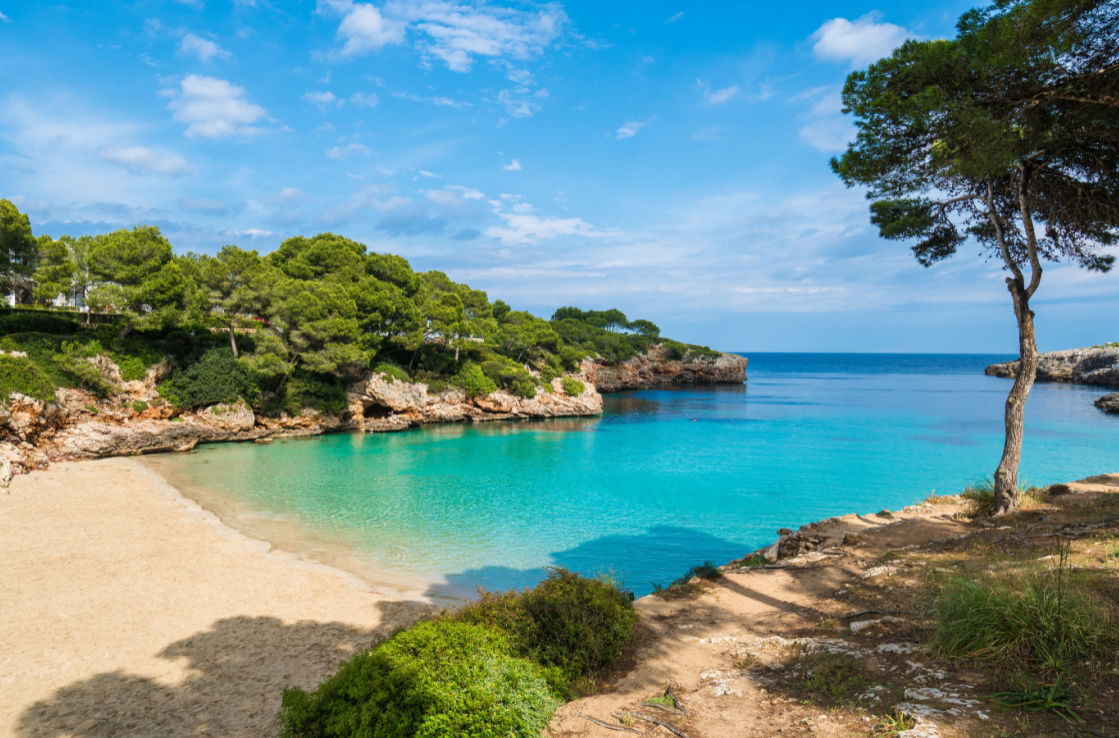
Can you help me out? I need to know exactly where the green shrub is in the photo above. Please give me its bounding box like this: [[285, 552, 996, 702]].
[[455, 568, 637, 698], [929, 562, 1115, 669], [373, 361, 411, 383], [0, 355, 56, 402], [961, 477, 1045, 517], [53, 340, 115, 396], [560, 377, 584, 396], [132, 400, 149, 414], [458, 362, 497, 399], [0, 310, 80, 335], [260, 373, 348, 416], [480, 358, 539, 398], [278, 620, 559, 738], [159, 347, 258, 409]]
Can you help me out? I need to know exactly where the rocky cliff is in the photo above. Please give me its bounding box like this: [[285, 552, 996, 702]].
[[581, 345, 747, 392], [985, 346, 1119, 386]]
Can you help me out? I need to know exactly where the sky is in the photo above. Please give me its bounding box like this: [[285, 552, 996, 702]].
[[1, 0, 1115, 353]]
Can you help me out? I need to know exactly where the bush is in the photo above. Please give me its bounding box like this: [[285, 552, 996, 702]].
[[372, 361, 411, 383], [455, 568, 637, 697], [961, 477, 1045, 517], [159, 347, 258, 409], [53, 340, 115, 397], [480, 358, 539, 398], [458, 362, 497, 399], [0, 310, 80, 335], [0, 355, 56, 402], [930, 560, 1115, 669], [560, 377, 584, 397], [132, 400, 149, 414], [260, 373, 349, 416], [278, 620, 559, 738]]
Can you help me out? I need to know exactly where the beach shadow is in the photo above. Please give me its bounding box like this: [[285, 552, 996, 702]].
[[16, 600, 433, 738], [438, 525, 750, 598]]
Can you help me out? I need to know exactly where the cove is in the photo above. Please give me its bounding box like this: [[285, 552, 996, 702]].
[[142, 353, 1119, 600]]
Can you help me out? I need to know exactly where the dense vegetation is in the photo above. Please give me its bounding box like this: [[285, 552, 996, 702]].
[[0, 203, 718, 413], [278, 568, 635, 737]]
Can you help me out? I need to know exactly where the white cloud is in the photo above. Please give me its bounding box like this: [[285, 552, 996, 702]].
[[390, 89, 472, 108], [485, 210, 608, 245], [166, 75, 269, 138], [236, 228, 273, 238], [616, 117, 654, 140], [303, 90, 344, 110], [349, 91, 379, 107], [178, 33, 231, 63], [691, 126, 726, 141], [666, 12, 684, 23], [703, 84, 739, 105], [97, 144, 193, 175], [326, 142, 371, 159], [496, 88, 542, 118], [810, 13, 916, 68], [328, 1, 407, 57], [0, 11, 11, 23], [321, 1, 566, 72], [418, 169, 441, 178], [446, 184, 484, 200], [503, 159, 521, 171], [320, 183, 409, 224]]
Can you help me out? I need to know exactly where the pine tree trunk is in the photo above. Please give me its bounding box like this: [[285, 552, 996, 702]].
[[229, 322, 238, 358], [993, 279, 1038, 515]]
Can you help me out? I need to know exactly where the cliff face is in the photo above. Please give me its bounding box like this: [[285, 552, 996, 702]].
[[985, 346, 1119, 387], [581, 345, 748, 392]]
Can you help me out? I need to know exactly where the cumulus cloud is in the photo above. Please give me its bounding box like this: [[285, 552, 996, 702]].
[[303, 90, 344, 110], [483, 197, 610, 245], [320, 0, 566, 72], [326, 142, 371, 159], [166, 75, 269, 138], [666, 12, 684, 22], [178, 33, 231, 63], [496, 88, 543, 118], [0, 11, 11, 23], [616, 117, 654, 140], [349, 91, 379, 107], [503, 159, 521, 171], [97, 144, 193, 175], [810, 13, 916, 68]]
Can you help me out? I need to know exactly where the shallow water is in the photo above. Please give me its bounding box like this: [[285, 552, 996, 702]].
[[143, 354, 1119, 600]]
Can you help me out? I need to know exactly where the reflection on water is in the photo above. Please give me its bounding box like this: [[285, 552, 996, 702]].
[[143, 354, 1119, 599]]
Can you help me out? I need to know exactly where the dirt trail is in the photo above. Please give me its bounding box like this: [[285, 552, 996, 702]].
[[551, 476, 1119, 738]]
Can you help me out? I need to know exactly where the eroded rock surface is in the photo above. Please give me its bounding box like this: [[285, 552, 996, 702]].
[[581, 344, 747, 392], [986, 346, 1119, 386], [1095, 393, 1119, 414]]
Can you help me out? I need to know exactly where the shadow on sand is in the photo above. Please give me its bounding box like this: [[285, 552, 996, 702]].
[[16, 600, 433, 738]]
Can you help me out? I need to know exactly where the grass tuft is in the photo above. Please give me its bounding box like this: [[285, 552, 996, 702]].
[[961, 477, 1046, 517]]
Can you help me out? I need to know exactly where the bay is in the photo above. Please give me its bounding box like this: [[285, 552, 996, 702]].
[[142, 353, 1119, 599]]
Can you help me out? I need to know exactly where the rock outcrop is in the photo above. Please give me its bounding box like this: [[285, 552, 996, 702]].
[[349, 373, 602, 431], [582, 345, 747, 392], [1096, 393, 1119, 414], [985, 346, 1119, 387]]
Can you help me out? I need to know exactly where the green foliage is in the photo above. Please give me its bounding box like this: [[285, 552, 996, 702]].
[[875, 708, 918, 736], [797, 652, 876, 706], [961, 477, 1044, 516], [560, 377, 584, 397], [481, 357, 538, 398], [741, 554, 771, 568], [990, 672, 1082, 722], [372, 361, 411, 383], [0, 355, 56, 402], [159, 347, 258, 409], [278, 620, 560, 738], [454, 568, 637, 698], [0, 310, 80, 335], [132, 400, 149, 414], [929, 552, 1115, 669], [0, 199, 38, 300], [52, 340, 115, 396], [457, 362, 497, 399], [261, 373, 349, 416]]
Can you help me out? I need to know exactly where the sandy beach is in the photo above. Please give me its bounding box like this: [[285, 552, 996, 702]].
[[0, 458, 434, 738]]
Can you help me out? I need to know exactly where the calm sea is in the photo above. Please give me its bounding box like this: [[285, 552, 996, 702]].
[[142, 353, 1119, 600]]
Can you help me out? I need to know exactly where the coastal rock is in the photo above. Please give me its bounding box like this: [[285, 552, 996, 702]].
[[87, 355, 123, 386], [986, 346, 1119, 387], [195, 402, 256, 432], [582, 344, 747, 392], [1095, 393, 1119, 414], [0, 455, 11, 490], [49, 418, 264, 459]]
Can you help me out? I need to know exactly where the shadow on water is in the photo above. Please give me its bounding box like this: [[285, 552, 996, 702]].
[[16, 601, 433, 738], [436, 525, 750, 599]]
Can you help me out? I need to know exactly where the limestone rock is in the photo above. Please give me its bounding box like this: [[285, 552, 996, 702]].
[[195, 402, 255, 432], [581, 344, 747, 392], [0, 455, 12, 490], [986, 346, 1119, 387], [87, 355, 123, 386], [1095, 393, 1119, 414]]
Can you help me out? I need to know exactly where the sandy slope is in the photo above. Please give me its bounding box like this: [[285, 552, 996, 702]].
[[0, 458, 433, 738]]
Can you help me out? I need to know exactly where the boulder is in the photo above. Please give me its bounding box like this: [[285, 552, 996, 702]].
[[1095, 393, 1119, 414], [0, 455, 12, 491], [196, 401, 255, 432], [87, 355, 123, 386]]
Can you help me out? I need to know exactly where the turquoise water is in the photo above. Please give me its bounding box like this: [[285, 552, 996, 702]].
[[146, 354, 1119, 599]]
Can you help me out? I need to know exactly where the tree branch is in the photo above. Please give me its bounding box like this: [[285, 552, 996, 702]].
[[1016, 163, 1043, 298], [986, 181, 1025, 285]]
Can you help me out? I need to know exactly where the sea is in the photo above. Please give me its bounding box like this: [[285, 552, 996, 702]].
[[141, 353, 1119, 600]]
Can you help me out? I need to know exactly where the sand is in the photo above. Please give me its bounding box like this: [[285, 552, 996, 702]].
[[0, 458, 434, 738]]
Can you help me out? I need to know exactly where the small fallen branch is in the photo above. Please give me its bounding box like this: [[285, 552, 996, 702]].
[[838, 609, 916, 620], [578, 713, 644, 734], [618, 712, 691, 738]]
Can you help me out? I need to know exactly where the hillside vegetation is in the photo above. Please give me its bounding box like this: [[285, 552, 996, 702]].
[[1, 211, 718, 414]]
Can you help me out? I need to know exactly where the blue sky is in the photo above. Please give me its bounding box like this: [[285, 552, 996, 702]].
[[1, 0, 1115, 352]]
